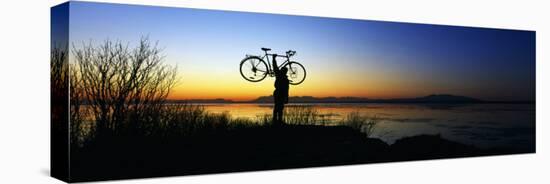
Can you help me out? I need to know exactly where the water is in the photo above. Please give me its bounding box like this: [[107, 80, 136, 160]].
[[201, 103, 535, 150]]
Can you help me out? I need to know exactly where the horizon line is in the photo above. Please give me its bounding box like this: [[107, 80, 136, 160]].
[[165, 94, 535, 103]]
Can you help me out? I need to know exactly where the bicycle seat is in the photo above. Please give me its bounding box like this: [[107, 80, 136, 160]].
[[261, 47, 271, 51]]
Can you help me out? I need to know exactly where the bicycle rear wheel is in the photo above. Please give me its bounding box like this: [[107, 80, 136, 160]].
[[283, 61, 306, 85], [240, 56, 268, 82]]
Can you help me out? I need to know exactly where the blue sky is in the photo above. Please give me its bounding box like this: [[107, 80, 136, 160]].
[[56, 1, 535, 101]]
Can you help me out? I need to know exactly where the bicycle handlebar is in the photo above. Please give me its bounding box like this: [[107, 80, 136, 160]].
[[286, 50, 296, 57], [266, 49, 297, 58], [267, 54, 289, 58]]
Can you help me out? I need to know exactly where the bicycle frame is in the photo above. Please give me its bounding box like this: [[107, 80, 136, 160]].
[[258, 51, 291, 76], [241, 48, 305, 84]]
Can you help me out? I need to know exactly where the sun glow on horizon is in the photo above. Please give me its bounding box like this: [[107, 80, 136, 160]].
[[67, 2, 535, 102]]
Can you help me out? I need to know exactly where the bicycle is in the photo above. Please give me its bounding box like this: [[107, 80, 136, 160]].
[[239, 47, 306, 85]]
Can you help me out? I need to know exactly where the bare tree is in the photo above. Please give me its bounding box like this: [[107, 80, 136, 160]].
[[51, 45, 68, 121], [71, 37, 177, 137], [51, 45, 70, 146], [69, 62, 86, 144]]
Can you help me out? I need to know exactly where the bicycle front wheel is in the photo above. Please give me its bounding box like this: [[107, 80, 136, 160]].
[[240, 56, 268, 82], [283, 61, 306, 85]]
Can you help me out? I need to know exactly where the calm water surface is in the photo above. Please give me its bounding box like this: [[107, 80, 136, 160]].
[[201, 103, 535, 150]]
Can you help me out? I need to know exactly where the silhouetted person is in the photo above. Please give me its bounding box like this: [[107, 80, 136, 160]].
[[272, 54, 289, 125]]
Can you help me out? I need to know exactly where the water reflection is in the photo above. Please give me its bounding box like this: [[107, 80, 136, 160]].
[[201, 103, 535, 150]]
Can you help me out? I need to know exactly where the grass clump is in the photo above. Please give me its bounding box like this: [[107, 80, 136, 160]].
[[340, 112, 379, 138], [284, 105, 319, 125]]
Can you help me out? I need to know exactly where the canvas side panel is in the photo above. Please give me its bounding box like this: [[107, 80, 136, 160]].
[[51, 2, 70, 182]]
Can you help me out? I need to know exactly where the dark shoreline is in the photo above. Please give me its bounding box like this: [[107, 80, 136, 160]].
[[70, 125, 533, 182]]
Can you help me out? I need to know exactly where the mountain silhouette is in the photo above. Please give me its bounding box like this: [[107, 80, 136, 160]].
[[250, 94, 483, 103], [164, 94, 531, 104], [169, 98, 234, 103], [389, 94, 483, 103], [251, 96, 370, 103]]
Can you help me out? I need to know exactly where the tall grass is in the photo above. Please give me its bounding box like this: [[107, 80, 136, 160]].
[[148, 104, 259, 137], [74, 103, 260, 142], [256, 113, 274, 126], [340, 112, 379, 138], [74, 103, 380, 146], [284, 105, 319, 125]]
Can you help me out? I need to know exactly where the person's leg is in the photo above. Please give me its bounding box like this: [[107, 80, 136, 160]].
[[273, 93, 279, 124], [274, 103, 283, 125], [272, 105, 279, 125], [279, 105, 284, 124], [272, 105, 278, 124]]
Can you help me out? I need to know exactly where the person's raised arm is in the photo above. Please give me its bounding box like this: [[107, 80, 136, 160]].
[[272, 54, 279, 76]]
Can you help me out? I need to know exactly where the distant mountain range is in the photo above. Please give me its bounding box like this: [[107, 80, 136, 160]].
[[249, 94, 483, 103], [169, 98, 235, 103], [169, 94, 498, 104]]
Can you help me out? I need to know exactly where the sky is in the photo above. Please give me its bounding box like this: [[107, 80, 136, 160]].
[[61, 1, 535, 101]]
